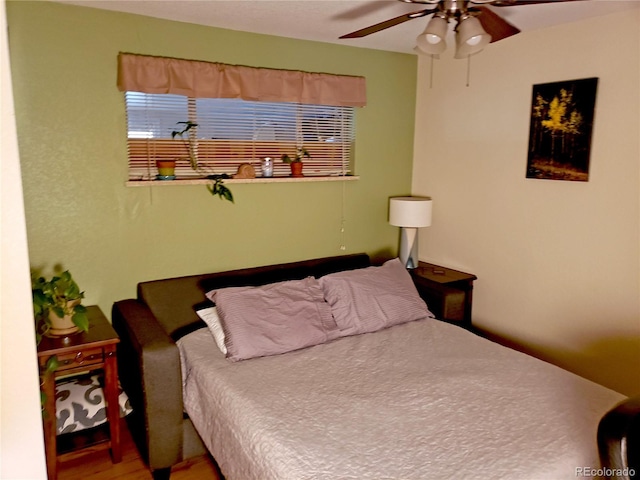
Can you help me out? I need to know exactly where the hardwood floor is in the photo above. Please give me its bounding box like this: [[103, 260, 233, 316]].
[[58, 420, 222, 480]]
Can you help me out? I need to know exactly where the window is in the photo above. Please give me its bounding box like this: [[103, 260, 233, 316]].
[[125, 92, 355, 180]]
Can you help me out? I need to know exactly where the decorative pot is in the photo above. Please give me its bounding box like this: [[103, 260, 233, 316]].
[[47, 300, 81, 337], [290, 162, 304, 178], [156, 159, 176, 179]]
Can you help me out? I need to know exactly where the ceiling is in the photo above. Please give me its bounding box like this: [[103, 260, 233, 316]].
[[55, 0, 640, 54]]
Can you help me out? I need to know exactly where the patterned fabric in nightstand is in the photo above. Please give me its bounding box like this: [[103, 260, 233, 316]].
[[55, 373, 132, 435]]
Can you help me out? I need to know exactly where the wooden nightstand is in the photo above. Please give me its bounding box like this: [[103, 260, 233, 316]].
[[410, 262, 477, 327], [37, 306, 121, 480]]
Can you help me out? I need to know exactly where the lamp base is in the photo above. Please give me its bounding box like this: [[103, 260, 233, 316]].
[[399, 227, 420, 269]]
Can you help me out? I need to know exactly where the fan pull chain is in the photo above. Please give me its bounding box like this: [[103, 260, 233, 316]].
[[466, 55, 471, 87], [430, 54, 435, 89], [340, 179, 347, 251]]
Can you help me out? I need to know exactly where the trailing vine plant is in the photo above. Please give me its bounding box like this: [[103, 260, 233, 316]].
[[171, 121, 234, 203]]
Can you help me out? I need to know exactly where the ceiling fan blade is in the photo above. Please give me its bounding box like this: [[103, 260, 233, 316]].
[[475, 6, 520, 43], [339, 8, 436, 39], [490, 0, 587, 6], [332, 2, 391, 21]]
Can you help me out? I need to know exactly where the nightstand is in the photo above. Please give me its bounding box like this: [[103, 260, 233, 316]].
[[410, 262, 477, 327], [37, 306, 121, 480]]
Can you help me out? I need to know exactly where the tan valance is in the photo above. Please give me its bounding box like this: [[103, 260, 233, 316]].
[[117, 53, 366, 107]]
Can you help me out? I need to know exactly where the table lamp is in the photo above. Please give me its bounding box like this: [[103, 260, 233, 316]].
[[389, 196, 432, 269]]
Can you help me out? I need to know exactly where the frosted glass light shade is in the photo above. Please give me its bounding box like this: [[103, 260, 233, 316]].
[[389, 197, 432, 228], [416, 16, 448, 55], [454, 16, 491, 59]]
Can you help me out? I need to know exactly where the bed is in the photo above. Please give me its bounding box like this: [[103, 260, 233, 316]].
[[112, 253, 629, 480]]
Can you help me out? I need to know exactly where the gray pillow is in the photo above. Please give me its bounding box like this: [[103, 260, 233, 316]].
[[320, 258, 434, 337], [206, 277, 338, 362]]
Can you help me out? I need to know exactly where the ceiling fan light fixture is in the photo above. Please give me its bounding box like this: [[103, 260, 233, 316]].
[[415, 14, 448, 55], [465, 35, 483, 46], [454, 15, 491, 59], [426, 34, 442, 45]]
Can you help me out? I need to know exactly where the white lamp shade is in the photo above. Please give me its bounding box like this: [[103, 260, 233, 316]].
[[454, 16, 491, 59], [416, 15, 448, 55], [389, 196, 432, 228]]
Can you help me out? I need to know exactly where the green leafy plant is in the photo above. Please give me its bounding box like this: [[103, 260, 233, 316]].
[[206, 174, 234, 203], [281, 147, 311, 163], [40, 355, 59, 415], [171, 121, 234, 203], [32, 269, 88, 344]]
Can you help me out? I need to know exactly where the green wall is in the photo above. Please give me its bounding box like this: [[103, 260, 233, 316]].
[[6, 1, 417, 315]]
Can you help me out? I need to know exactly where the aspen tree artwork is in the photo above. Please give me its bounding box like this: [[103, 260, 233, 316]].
[[526, 78, 598, 182]]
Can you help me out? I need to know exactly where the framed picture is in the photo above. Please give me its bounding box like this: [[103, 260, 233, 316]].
[[526, 77, 599, 182]]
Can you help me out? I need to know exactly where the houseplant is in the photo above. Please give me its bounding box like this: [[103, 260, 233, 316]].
[[281, 147, 310, 177], [32, 269, 89, 342], [171, 121, 234, 202]]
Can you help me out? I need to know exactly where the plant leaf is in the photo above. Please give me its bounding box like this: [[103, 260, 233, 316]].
[[72, 309, 89, 332], [221, 186, 234, 203], [206, 178, 234, 203], [45, 355, 59, 373]]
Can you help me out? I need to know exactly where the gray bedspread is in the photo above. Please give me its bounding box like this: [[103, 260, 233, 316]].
[[177, 318, 624, 480]]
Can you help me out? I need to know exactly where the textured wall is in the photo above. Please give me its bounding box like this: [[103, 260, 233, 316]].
[[7, 1, 417, 316], [413, 10, 640, 396]]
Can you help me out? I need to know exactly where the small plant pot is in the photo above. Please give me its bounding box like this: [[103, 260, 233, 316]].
[[156, 160, 176, 179], [47, 300, 81, 337], [290, 162, 304, 178]]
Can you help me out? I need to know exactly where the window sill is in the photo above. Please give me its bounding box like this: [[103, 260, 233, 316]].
[[126, 175, 359, 187]]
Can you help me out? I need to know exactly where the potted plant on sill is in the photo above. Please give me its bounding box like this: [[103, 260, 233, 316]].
[[281, 147, 310, 178], [171, 121, 234, 203], [32, 269, 89, 343]]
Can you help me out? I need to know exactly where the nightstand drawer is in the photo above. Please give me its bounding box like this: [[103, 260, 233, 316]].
[[40, 347, 104, 371]]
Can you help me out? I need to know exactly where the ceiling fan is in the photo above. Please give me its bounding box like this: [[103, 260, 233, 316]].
[[340, 0, 586, 58]]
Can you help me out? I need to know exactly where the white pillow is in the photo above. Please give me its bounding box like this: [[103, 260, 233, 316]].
[[196, 306, 227, 355]]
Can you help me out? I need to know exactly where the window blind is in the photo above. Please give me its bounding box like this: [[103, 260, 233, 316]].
[[125, 92, 355, 180]]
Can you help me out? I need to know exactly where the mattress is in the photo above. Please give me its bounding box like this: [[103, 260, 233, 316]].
[[177, 318, 624, 480]]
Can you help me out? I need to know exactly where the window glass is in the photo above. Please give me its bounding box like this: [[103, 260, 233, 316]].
[[125, 92, 355, 180]]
